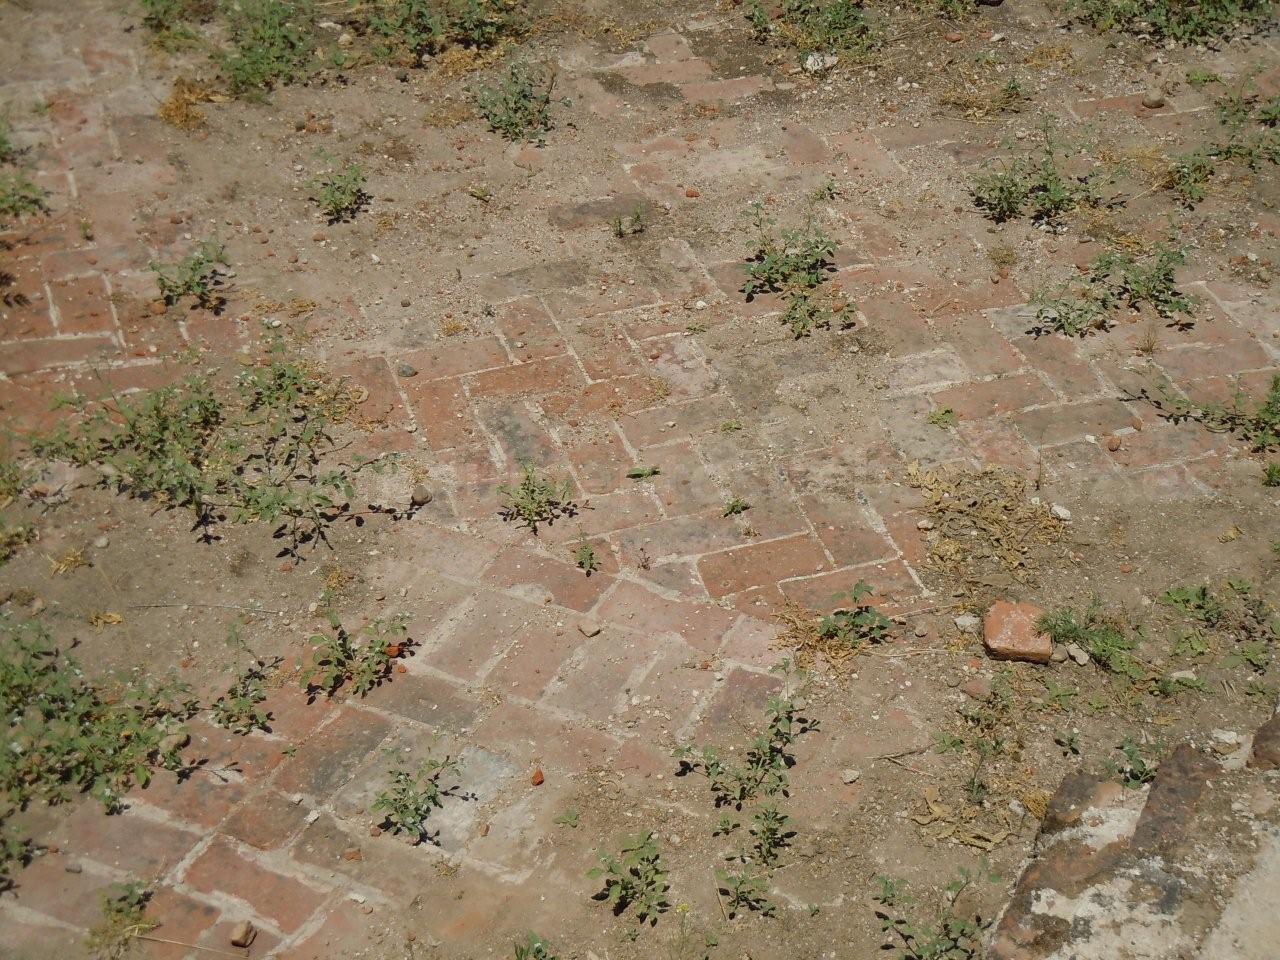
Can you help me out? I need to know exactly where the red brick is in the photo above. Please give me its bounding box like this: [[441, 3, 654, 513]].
[[360, 671, 481, 731], [931, 373, 1054, 421], [182, 837, 327, 933], [596, 580, 738, 653], [485, 546, 614, 612], [691, 668, 783, 741], [426, 592, 546, 681], [779, 558, 922, 616], [470, 700, 616, 773], [543, 631, 663, 721], [566, 428, 633, 494], [478, 401, 564, 470], [49, 273, 114, 334], [398, 335, 509, 379], [802, 496, 896, 568], [468, 356, 583, 399], [983, 601, 1052, 663], [47, 802, 200, 875], [1012, 398, 1135, 447], [272, 707, 392, 801], [334, 355, 407, 428], [1156, 340, 1275, 385], [485, 620, 583, 700], [400, 376, 475, 449], [697, 534, 831, 598], [535, 487, 661, 541], [495, 297, 565, 361], [138, 886, 223, 960], [221, 789, 312, 850], [541, 281, 660, 319], [615, 510, 745, 565], [0, 335, 117, 374], [639, 440, 723, 516]]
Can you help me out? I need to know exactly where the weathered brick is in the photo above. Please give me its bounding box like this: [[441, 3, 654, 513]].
[[697, 534, 831, 598], [272, 708, 392, 801], [398, 335, 509, 379], [182, 837, 328, 933]]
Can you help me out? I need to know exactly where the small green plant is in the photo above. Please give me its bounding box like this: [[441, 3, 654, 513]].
[[85, 883, 157, 960], [0, 615, 198, 817], [1032, 243, 1196, 337], [553, 808, 580, 828], [747, 803, 792, 866], [1066, 0, 1273, 43], [311, 158, 369, 222], [674, 691, 813, 809], [513, 933, 558, 960], [1038, 604, 1144, 680], [475, 63, 569, 144], [1264, 462, 1280, 487], [574, 542, 601, 575], [0, 168, 49, 220], [1164, 150, 1216, 207], [150, 239, 228, 308], [723, 496, 751, 517], [210, 626, 278, 734], [927, 407, 957, 428], [627, 465, 661, 480], [1111, 737, 1157, 788], [33, 354, 385, 556], [498, 462, 577, 533], [368, 0, 525, 60], [748, 0, 881, 60], [1186, 68, 1222, 89], [1161, 584, 1226, 625], [221, 0, 315, 97], [589, 832, 670, 924], [610, 207, 645, 238], [716, 868, 775, 917], [300, 614, 409, 699], [372, 749, 464, 843], [872, 868, 991, 960], [972, 134, 1095, 226], [1147, 375, 1280, 453], [0, 116, 18, 164], [818, 580, 892, 651], [741, 202, 854, 337]]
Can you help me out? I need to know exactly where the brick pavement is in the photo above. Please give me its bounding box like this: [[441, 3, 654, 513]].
[[1, 4, 1278, 958]]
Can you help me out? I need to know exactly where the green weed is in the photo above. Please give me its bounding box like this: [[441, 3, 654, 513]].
[[1164, 150, 1216, 207], [211, 627, 278, 734], [372, 749, 465, 843], [972, 141, 1094, 225], [626, 465, 661, 480], [589, 832, 670, 924], [574, 541, 601, 575], [513, 933, 558, 960], [150, 239, 228, 309], [33, 354, 386, 556], [221, 0, 315, 98], [0, 168, 49, 220], [311, 158, 369, 222], [1161, 584, 1226, 625], [927, 407, 957, 428], [1147, 374, 1280, 453], [716, 868, 774, 917], [872, 867, 992, 960], [1264, 462, 1280, 487], [1110, 737, 1157, 787], [723, 496, 751, 517], [1066, 0, 1273, 43], [0, 615, 198, 814], [368, 0, 524, 60], [818, 580, 893, 651], [1185, 68, 1222, 89], [674, 690, 813, 810], [741, 201, 853, 337], [610, 207, 645, 238], [300, 614, 410, 699], [748, 0, 881, 61], [1038, 604, 1145, 680], [747, 802, 792, 866], [85, 882, 157, 960], [498, 462, 577, 533], [475, 63, 569, 145]]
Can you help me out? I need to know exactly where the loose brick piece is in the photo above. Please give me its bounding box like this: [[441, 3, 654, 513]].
[[983, 601, 1052, 664]]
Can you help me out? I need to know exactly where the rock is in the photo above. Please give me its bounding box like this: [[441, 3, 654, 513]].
[[531, 768, 545, 786], [804, 52, 839, 73], [1051, 645, 1069, 663], [341, 847, 362, 861], [916, 518, 935, 530], [92, 536, 109, 549], [945, 31, 963, 42], [961, 676, 994, 701], [396, 363, 418, 377], [1141, 89, 1166, 109], [1050, 503, 1072, 521], [954, 613, 981, 634], [64, 861, 83, 874], [410, 485, 432, 507], [1065, 642, 1090, 666], [230, 920, 257, 948], [1105, 435, 1122, 452], [841, 768, 862, 784], [28, 461, 91, 501], [1248, 713, 1280, 770], [983, 601, 1052, 664], [977, 0, 1004, 5], [577, 620, 602, 637], [1169, 669, 1197, 682], [684, 187, 700, 198], [913, 622, 929, 638], [149, 299, 167, 316]]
